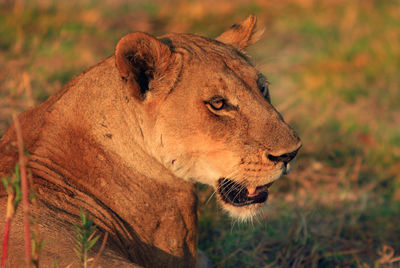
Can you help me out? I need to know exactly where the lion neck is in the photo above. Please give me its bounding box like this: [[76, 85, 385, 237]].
[[25, 57, 197, 266]]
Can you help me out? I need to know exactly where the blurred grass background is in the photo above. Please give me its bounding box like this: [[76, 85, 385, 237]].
[[1, 0, 399, 267]]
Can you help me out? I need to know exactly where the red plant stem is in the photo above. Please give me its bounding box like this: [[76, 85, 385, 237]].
[[1, 182, 16, 267], [13, 115, 32, 268], [1, 218, 11, 268]]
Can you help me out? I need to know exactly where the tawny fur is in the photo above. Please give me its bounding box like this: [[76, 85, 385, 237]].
[[0, 15, 300, 267]]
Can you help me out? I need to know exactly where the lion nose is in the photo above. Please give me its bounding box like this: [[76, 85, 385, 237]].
[[267, 147, 300, 164]]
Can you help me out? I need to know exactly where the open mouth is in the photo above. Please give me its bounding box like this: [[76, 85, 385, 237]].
[[217, 178, 274, 207]]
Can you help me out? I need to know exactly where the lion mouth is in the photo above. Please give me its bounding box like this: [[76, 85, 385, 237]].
[[217, 178, 274, 207]]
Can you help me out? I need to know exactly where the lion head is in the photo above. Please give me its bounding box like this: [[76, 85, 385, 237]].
[[115, 15, 301, 220]]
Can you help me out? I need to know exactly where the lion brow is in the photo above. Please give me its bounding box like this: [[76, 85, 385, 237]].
[[221, 61, 254, 93]]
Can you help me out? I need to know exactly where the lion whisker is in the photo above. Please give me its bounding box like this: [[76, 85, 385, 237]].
[[205, 190, 217, 206], [231, 180, 248, 202]]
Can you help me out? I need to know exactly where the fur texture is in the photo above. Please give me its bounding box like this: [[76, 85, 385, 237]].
[[0, 15, 300, 267]]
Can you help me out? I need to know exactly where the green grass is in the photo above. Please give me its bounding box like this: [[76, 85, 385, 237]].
[[1, 0, 399, 267], [73, 209, 100, 268]]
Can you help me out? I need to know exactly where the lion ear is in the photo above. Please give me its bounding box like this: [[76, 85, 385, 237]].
[[215, 15, 264, 50], [115, 32, 173, 100]]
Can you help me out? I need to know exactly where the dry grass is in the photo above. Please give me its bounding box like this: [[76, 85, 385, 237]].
[[1, 0, 399, 267]]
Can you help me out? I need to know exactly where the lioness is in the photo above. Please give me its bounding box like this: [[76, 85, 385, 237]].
[[0, 15, 301, 267]]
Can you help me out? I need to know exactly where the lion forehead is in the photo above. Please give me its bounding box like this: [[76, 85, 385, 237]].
[[160, 33, 252, 64]]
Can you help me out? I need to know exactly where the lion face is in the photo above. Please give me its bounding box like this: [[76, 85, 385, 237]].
[[115, 15, 301, 219]]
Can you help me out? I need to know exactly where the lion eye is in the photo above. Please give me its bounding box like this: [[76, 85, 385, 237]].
[[207, 97, 225, 111], [257, 75, 270, 101], [260, 84, 270, 101], [260, 84, 267, 95]]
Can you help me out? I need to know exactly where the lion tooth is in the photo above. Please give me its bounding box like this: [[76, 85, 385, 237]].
[[247, 187, 257, 196]]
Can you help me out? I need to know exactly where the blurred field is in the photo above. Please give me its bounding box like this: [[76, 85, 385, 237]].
[[1, 0, 399, 267]]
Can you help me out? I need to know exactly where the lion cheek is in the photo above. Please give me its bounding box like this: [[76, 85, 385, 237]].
[[168, 157, 221, 185]]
